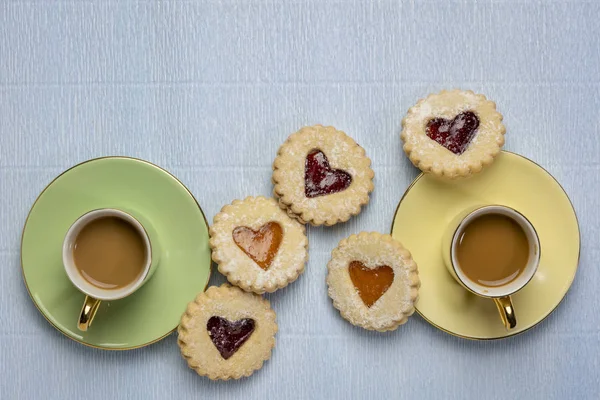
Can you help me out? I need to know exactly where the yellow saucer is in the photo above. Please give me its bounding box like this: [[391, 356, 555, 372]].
[[391, 151, 580, 340]]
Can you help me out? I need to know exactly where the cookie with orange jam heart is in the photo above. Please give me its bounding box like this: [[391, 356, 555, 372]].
[[178, 284, 277, 380], [210, 196, 308, 294], [272, 125, 374, 226], [326, 232, 420, 331]]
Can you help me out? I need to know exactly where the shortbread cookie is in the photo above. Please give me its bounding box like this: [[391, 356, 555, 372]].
[[326, 232, 420, 331], [401, 89, 505, 179], [210, 196, 308, 294], [178, 285, 278, 380], [273, 125, 374, 226]]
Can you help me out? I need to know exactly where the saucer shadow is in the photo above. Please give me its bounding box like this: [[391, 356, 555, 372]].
[[21, 276, 174, 360], [174, 339, 272, 388], [206, 261, 229, 288], [413, 289, 571, 351]]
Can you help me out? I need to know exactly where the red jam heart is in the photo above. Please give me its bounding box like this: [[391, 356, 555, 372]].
[[348, 261, 394, 307], [232, 222, 283, 270], [305, 150, 352, 198], [207, 316, 255, 360], [426, 111, 480, 155]]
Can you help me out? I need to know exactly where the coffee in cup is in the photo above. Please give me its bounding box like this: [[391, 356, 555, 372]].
[[442, 205, 540, 330], [455, 213, 530, 288], [63, 209, 159, 331], [73, 216, 146, 290]]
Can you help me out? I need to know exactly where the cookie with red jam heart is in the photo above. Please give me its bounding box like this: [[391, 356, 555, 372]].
[[272, 125, 374, 226], [401, 90, 506, 179], [210, 196, 308, 294], [326, 232, 420, 332], [178, 284, 277, 380]]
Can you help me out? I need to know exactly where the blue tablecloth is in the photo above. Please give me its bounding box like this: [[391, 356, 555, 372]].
[[1, 1, 598, 399]]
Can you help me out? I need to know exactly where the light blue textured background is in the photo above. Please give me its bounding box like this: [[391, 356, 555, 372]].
[[1, 1, 599, 399]]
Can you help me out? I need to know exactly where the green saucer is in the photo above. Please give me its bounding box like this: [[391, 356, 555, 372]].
[[21, 157, 211, 350]]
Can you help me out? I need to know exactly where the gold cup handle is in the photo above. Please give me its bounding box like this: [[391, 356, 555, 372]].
[[493, 296, 517, 330], [78, 296, 101, 332]]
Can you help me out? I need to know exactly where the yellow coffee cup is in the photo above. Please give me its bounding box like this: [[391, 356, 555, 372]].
[[442, 205, 540, 330]]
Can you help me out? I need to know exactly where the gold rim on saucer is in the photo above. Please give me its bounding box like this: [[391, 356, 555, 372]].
[[390, 151, 580, 340], [20, 156, 212, 350]]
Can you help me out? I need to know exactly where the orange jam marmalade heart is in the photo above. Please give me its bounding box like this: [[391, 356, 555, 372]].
[[348, 261, 395, 307], [304, 149, 352, 198], [348, 261, 394, 307], [232, 222, 283, 270]]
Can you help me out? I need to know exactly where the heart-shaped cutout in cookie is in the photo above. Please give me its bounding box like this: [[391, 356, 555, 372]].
[[232, 222, 283, 270], [349, 261, 394, 307], [426, 111, 480, 155], [305, 149, 352, 198], [207, 316, 255, 360]]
